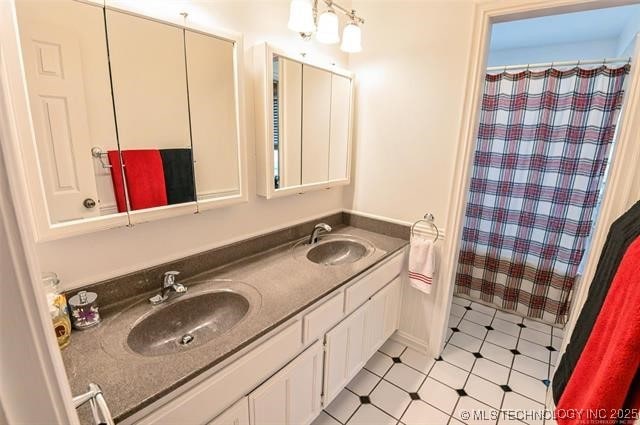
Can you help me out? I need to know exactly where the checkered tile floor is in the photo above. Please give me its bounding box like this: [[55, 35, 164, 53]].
[[312, 296, 564, 425]]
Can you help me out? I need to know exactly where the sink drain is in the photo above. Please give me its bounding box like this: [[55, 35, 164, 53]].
[[179, 333, 194, 345]]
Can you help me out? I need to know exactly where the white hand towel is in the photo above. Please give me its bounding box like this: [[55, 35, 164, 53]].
[[408, 237, 435, 294]]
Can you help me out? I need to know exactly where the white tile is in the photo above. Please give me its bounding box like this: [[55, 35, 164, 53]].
[[495, 310, 524, 324], [450, 315, 463, 327], [384, 363, 425, 393], [450, 332, 483, 352], [451, 419, 467, 425], [472, 358, 510, 385], [498, 413, 528, 425], [549, 351, 559, 366], [508, 370, 548, 403], [523, 318, 552, 334], [502, 391, 545, 425], [465, 374, 504, 409], [517, 339, 550, 363], [459, 319, 489, 340], [551, 336, 562, 350], [451, 303, 467, 318], [447, 328, 454, 341], [453, 297, 472, 307], [347, 404, 396, 425], [366, 351, 394, 377], [520, 328, 551, 346], [491, 318, 521, 337], [379, 339, 406, 357], [325, 388, 361, 423], [402, 400, 450, 425], [481, 341, 515, 367], [453, 395, 499, 425], [429, 360, 469, 389], [552, 327, 564, 339], [512, 355, 549, 380], [472, 302, 498, 316], [418, 377, 459, 414], [486, 330, 518, 350], [347, 369, 380, 396], [442, 344, 477, 371], [465, 310, 494, 326], [400, 347, 435, 374], [312, 411, 341, 425], [369, 379, 411, 420]]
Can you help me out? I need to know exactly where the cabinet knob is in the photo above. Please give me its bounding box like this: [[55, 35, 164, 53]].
[[83, 198, 96, 209]]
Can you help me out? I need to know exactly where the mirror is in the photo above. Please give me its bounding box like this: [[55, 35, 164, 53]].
[[16, 0, 125, 224], [257, 45, 353, 198], [185, 30, 241, 201], [14, 1, 245, 239], [106, 10, 196, 215]]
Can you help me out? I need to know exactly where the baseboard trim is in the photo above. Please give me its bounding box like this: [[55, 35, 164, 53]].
[[391, 330, 430, 355]]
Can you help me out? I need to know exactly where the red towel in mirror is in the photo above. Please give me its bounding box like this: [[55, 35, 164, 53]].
[[107, 150, 126, 213], [556, 236, 640, 424], [107, 150, 168, 212]]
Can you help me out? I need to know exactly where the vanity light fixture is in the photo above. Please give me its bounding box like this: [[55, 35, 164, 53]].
[[287, 0, 365, 52]]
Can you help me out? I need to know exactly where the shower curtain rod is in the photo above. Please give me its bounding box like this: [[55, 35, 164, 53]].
[[487, 57, 632, 72]]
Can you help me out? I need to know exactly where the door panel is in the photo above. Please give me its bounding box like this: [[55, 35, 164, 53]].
[[301, 65, 331, 185]]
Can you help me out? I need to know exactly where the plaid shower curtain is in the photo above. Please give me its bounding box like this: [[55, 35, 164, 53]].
[[455, 65, 630, 324]]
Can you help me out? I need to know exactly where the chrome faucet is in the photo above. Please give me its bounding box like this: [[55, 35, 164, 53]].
[[149, 271, 187, 305], [309, 223, 332, 245]]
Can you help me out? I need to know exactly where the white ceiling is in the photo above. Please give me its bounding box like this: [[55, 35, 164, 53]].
[[490, 4, 640, 51]]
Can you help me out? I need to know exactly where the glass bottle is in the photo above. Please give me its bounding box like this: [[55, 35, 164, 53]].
[[42, 272, 71, 349]]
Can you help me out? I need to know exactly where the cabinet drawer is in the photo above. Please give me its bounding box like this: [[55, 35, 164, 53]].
[[207, 397, 249, 425], [136, 320, 303, 425], [303, 292, 344, 344], [345, 251, 404, 314]]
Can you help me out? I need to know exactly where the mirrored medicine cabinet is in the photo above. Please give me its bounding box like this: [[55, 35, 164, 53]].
[[253, 43, 354, 199], [13, 0, 246, 240]]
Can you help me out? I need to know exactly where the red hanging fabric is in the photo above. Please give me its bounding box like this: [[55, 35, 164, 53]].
[[556, 236, 640, 424]]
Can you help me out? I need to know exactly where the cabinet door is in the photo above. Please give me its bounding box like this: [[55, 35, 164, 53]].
[[207, 397, 249, 425], [323, 305, 367, 404], [301, 65, 331, 185], [382, 277, 402, 341], [249, 341, 323, 425], [365, 277, 402, 358], [329, 74, 351, 181]]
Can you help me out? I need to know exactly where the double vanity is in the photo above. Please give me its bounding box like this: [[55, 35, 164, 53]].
[[64, 217, 409, 424]]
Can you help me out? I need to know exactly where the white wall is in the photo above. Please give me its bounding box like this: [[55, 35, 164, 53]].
[[488, 38, 619, 67], [344, 0, 475, 232], [36, 0, 352, 290]]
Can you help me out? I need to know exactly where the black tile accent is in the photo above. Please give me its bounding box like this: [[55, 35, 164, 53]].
[[456, 389, 468, 396], [435, 356, 444, 361], [500, 385, 512, 392], [451, 327, 460, 333], [546, 346, 557, 352], [542, 379, 551, 387], [472, 352, 483, 358], [409, 392, 420, 400], [360, 395, 371, 404], [464, 306, 473, 310], [517, 323, 526, 328], [510, 349, 521, 355], [392, 357, 402, 363], [485, 325, 494, 331]]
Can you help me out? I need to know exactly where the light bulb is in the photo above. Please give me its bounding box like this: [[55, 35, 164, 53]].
[[288, 0, 315, 34], [341, 22, 362, 53], [316, 9, 340, 44]]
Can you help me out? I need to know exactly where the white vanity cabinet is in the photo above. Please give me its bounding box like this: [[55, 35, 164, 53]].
[[249, 341, 323, 425], [133, 249, 406, 425]]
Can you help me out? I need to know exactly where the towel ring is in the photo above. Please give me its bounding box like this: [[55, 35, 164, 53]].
[[411, 213, 440, 242]]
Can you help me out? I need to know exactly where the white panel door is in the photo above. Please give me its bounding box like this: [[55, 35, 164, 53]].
[[364, 290, 386, 359], [18, 13, 100, 222], [301, 65, 331, 185], [323, 305, 367, 404], [208, 397, 249, 425], [249, 341, 323, 425], [329, 74, 351, 181], [382, 277, 402, 341]]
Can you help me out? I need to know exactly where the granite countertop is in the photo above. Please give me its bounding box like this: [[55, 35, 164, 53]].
[[62, 225, 407, 423]]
